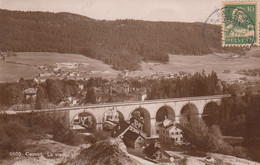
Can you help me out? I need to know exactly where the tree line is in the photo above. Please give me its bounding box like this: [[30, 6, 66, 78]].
[[180, 92, 260, 162], [0, 9, 237, 70], [146, 71, 221, 99], [0, 77, 108, 109]]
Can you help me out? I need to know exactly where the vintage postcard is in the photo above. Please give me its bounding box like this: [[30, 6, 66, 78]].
[[0, 0, 260, 165]]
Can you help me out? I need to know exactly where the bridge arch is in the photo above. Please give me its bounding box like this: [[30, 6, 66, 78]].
[[155, 105, 175, 122], [202, 101, 220, 126], [101, 108, 125, 131], [71, 111, 97, 132], [129, 107, 151, 136], [180, 103, 199, 122]]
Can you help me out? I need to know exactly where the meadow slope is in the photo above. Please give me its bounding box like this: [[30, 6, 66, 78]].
[[0, 51, 259, 82]]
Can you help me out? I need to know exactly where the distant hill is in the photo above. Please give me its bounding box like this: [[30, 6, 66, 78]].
[[0, 9, 231, 70]]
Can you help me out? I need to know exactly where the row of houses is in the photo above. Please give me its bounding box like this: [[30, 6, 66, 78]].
[[94, 83, 147, 103], [119, 71, 191, 83], [22, 79, 148, 110], [33, 72, 90, 84], [111, 116, 183, 163]]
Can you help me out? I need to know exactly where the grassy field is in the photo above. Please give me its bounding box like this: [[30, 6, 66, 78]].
[[0, 52, 119, 82], [0, 60, 39, 82], [131, 52, 260, 81], [0, 51, 259, 82]]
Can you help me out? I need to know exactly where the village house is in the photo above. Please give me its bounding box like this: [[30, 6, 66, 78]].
[[34, 77, 47, 84], [103, 120, 118, 131], [39, 72, 54, 77], [95, 91, 110, 103], [58, 96, 78, 107], [23, 88, 37, 101], [122, 130, 146, 150], [122, 70, 129, 77], [101, 82, 112, 94], [158, 119, 183, 144], [144, 142, 174, 162], [56, 63, 78, 69], [130, 116, 144, 132], [112, 82, 130, 94], [77, 113, 95, 129], [34, 75, 61, 84], [111, 118, 147, 139], [145, 137, 160, 146], [102, 109, 120, 123], [136, 87, 147, 101], [78, 83, 84, 91], [68, 96, 78, 105], [111, 121, 131, 138]]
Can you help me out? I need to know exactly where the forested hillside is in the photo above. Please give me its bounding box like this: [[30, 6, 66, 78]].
[[0, 9, 226, 70]]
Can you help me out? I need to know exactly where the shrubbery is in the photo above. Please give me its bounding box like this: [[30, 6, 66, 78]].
[[0, 112, 90, 159], [92, 130, 110, 142], [180, 116, 248, 159], [237, 69, 260, 77], [0, 119, 28, 159]]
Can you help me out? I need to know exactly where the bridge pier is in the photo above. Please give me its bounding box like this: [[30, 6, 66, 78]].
[[150, 118, 157, 136], [96, 123, 103, 131], [175, 116, 180, 123]]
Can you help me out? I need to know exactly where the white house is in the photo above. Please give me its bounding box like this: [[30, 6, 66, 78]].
[[158, 119, 183, 144]]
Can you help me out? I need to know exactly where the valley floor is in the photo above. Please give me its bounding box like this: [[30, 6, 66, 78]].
[[0, 51, 259, 82]]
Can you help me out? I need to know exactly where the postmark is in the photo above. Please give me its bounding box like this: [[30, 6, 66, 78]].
[[222, 1, 259, 47], [203, 1, 259, 58]]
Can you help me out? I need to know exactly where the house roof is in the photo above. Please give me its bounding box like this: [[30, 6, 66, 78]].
[[157, 119, 181, 130], [23, 88, 37, 94], [144, 143, 156, 155], [107, 119, 119, 124], [144, 143, 171, 158], [163, 119, 172, 127], [130, 116, 144, 125], [123, 130, 140, 141], [111, 121, 130, 138]]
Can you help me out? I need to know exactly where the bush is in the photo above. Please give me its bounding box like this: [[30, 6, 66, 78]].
[[84, 135, 97, 144], [92, 130, 110, 142], [232, 146, 248, 158], [0, 120, 28, 159], [53, 130, 87, 146], [181, 117, 243, 156], [0, 111, 90, 157], [218, 142, 233, 155]]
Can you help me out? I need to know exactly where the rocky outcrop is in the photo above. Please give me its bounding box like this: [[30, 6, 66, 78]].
[[65, 139, 140, 165]]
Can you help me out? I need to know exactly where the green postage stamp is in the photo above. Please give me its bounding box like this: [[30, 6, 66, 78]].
[[222, 1, 259, 47]]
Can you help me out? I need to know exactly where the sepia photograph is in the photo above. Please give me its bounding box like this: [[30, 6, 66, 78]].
[[0, 0, 260, 164]]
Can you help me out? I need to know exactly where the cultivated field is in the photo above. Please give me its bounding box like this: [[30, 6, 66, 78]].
[[0, 50, 259, 82]]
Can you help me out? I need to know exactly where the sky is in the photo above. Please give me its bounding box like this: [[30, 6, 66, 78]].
[[0, 0, 223, 22]]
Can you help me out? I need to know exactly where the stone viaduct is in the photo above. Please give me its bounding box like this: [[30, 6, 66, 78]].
[[2, 94, 231, 136], [68, 94, 231, 135]]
